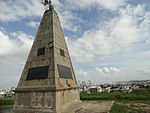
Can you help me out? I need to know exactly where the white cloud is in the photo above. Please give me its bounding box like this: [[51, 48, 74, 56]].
[[146, 40, 150, 45], [0, 30, 33, 88], [64, 0, 125, 11], [67, 4, 150, 62], [67, 30, 113, 62], [0, 0, 82, 32], [0, 0, 44, 22], [96, 67, 120, 73], [27, 21, 40, 28], [0, 30, 33, 64], [76, 68, 150, 84], [58, 10, 81, 32], [110, 15, 138, 45], [95, 0, 125, 11], [53, 1, 83, 32], [0, 31, 14, 55], [78, 70, 88, 75], [76, 70, 90, 83]]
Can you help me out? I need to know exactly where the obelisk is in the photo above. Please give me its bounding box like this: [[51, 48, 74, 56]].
[[13, 1, 82, 113]]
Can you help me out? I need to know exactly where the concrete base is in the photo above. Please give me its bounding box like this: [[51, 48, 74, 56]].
[[13, 101, 82, 113], [61, 100, 82, 113], [13, 87, 82, 113]]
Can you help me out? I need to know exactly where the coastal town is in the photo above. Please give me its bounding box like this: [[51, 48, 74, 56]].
[[0, 80, 150, 98]]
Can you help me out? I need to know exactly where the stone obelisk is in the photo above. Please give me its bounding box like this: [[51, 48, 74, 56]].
[[13, 2, 82, 113]]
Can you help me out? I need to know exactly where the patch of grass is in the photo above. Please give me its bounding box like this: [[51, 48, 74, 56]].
[[109, 102, 127, 113], [110, 101, 148, 113], [0, 98, 14, 110], [0, 98, 14, 105], [80, 89, 150, 101], [0, 105, 13, 109], [118, 100, 150, 105]]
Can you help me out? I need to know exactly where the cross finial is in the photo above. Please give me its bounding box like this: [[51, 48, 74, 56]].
[[42, 0, 54, 10]]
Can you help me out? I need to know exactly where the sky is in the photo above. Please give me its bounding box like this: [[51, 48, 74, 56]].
[[0, 0, 150, 88]]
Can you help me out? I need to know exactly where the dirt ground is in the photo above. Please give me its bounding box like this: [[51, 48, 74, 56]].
[[0, 101, 114, 113], [76, 101, 114, 113], [0, 109, 13, 113]]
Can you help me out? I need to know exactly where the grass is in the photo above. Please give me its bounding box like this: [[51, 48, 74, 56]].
[[118, 100, 150, 105], [0, 105, 13, 109], [109, 102, 127, 113], [0, 98, 14, 110], [80, 89, 150, 101], [109, 101, 149, 113], [0, 98, 14, 105], [81, 89, 150, 113]]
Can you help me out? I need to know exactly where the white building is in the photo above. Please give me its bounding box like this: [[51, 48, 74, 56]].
[[0, 88, 15, 98]]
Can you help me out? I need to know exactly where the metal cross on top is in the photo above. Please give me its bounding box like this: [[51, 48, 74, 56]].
[[42, 0, 54, 10]]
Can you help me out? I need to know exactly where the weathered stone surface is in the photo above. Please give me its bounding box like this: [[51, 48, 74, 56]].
[[14, 6, 81, 113]]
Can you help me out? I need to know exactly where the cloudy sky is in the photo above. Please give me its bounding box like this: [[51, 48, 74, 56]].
[[0, 0, 150, 88]]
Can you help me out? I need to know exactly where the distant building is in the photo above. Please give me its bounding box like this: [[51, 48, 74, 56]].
[[87, 86, 102, 93], [0, 88, 15, 98], [79, 80, 150, 93]]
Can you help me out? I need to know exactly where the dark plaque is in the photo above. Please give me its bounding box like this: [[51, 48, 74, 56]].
[[37, 47, 45, 56], [60, 49, 65, 57], [57, 65, 73, 79], [26, 66, 49, 80]]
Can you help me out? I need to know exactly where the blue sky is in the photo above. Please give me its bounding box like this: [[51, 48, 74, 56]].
[[0, 0, 150, 88]]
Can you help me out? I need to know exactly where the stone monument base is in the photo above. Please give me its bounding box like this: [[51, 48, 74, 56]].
[[13, 87, 82, 113]]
